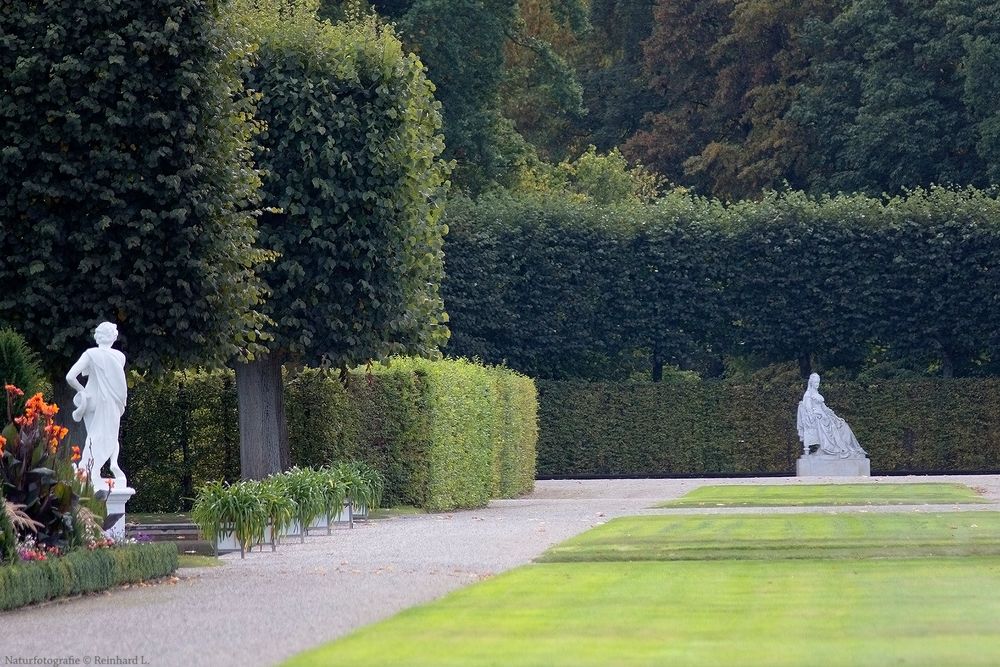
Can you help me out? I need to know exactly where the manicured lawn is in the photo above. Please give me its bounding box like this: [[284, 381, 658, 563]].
[[177, 554, 222, 568], [659, 483, 989, 508], [285, 557, 1000, 667], [539, 512, 1000, 562]]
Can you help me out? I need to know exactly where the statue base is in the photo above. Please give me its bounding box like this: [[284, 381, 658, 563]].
[[796, 455, 870, 477], [102, 486, 136, 541]]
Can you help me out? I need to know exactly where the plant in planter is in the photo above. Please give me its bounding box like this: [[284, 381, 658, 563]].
[[353, 461, 384, 517], [280, 467, 324, 543], [316, 466, 347, 536], [191, 480, 267, 559], [258, 475, 296, 551], [334, 461, 384, 527]]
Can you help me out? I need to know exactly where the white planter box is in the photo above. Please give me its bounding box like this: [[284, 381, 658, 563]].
[[282, 520, 303, 538], [333, 502, 354, 525], [216, 526, 270, 555], [215, 530, 240, 554]]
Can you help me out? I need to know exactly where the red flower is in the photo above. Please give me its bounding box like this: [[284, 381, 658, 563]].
[[4, 384, 24, 397]]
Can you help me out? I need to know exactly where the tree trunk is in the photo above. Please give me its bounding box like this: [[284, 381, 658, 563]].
[[798, 353, 812, 379], [51, 378, 88, 459], [178, 380, 193, 503], [941, 350, 955, 379], [235, 355, 290, 480]]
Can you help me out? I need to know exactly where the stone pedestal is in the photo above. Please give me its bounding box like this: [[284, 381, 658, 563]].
[[796, 455, 870, 477], [103, 486, 136, 541]]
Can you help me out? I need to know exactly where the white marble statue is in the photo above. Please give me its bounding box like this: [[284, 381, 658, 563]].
[[796, 373, 867, 459], [66, 322, 128, 486]]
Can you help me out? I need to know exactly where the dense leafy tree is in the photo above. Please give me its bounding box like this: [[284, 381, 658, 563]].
[[575, 0, 659, 154], [0, 0, 267, 389], [792, 0, 1000, 195], [321, 0, 587, 192], [626, 0, 837, 199], [623, 0, 731, 192], [234, 2, 450, 477], [499, 0, 588, 161]]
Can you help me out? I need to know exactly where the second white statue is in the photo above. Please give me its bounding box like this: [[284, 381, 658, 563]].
[[796, 373, 867, 460]]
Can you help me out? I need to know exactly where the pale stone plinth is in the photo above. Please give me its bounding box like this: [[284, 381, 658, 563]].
[[103, 487, 136, 541], [796, 456, 870, 477]]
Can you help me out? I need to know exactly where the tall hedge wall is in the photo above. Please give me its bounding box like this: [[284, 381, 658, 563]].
[[121, 359, 537, 512], [537, 380, 1000, 476], [442, 188, 1000, 379]]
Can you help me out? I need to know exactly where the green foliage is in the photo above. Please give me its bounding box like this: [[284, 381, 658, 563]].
[[537, 379, 1000, 477], [0, 392, 78, 550], [278, 467, 325, 537], [125, 359, 538, 512], [0, 489, 16, 564], [0, 543, 177, 611], [493, 368, 538, 497], [238, 5, 450, 367], [0, 0, 268, 376], [515, 147, 662, 205], [561, 0, 659, 158], [790, 0, 1000, 196], [0, 330, 44, 412], [191, 480, 267, 556], [120, 371, 240, 513], [320, 0, 589, 192], [442, 187, 1000, 380], [442, 192, 641, 380]]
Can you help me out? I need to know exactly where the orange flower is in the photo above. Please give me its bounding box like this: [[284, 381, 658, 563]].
[[106, 479, 115, 490], [4, 384, 23, 397], [0, 434, 5, 454], [71, 445, 81, 463]]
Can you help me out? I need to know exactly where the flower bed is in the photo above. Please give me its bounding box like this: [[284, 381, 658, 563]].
[[0, 542, 177, 611]]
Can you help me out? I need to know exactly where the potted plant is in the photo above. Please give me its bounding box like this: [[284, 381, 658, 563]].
[[191, 480, 267, 558], [258, 476, 296, 551], [334, 461, 384, 527], [280, 467, 324, 542], [316, 467, 347, 536]]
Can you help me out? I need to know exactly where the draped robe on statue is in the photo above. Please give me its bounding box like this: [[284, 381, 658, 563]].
[[71, 346, 127, 480], [796, 389, 867, 459]]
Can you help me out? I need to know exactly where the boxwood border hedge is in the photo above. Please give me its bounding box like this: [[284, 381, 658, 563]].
[[0, 542, 178, 611]]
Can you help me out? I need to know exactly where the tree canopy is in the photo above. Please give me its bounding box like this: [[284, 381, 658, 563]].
[[0, 0, 267, 377]]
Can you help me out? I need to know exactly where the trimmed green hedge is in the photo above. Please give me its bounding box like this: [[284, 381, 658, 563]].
[[443, 188, 1000, 380], [0, 543, 177, 611], [538, 380, 1000, 476], [122, 359, 538, 512]]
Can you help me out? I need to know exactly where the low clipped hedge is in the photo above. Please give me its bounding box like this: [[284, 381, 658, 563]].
[[121, 359, 538, 512], [538, 380, 1000, 477], [290, 358, 537, 511], [0, 543, 178, 611]]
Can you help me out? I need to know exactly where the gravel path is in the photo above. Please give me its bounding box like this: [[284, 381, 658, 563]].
[[2, 475, 998, 666]]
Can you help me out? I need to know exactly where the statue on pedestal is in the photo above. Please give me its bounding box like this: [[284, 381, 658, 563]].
[[796, 373, 867, 459], [66, 322, 128, 486]]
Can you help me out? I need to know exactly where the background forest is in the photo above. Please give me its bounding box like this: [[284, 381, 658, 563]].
[[321, 0, 1000, 200]]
